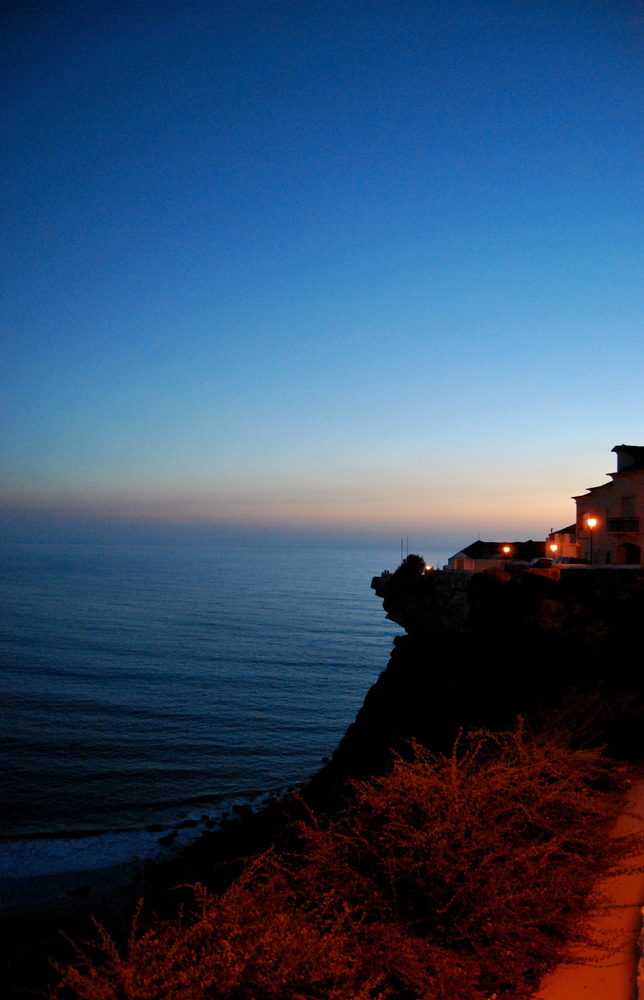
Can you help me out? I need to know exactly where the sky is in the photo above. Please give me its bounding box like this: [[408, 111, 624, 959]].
[[2, 0, 643, 551]]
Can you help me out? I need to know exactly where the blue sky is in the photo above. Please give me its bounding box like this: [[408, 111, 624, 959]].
[[2, 0, 643, 548]]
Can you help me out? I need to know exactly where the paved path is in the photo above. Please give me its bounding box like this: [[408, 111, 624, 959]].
[[533, 777, 644, 1000]]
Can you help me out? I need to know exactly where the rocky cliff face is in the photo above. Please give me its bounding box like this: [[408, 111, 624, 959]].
[[308, 566, 644, 798]]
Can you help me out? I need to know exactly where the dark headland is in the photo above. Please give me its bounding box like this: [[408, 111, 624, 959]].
[[315, 561, 644, 783], [3, 561, 644, 998]]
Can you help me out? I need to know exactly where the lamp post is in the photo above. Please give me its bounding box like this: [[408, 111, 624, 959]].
[[549, 543, 558, 560], [587, 517, 597, 564]]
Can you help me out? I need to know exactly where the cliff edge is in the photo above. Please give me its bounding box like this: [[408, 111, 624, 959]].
[[308, 565, 644, 796]]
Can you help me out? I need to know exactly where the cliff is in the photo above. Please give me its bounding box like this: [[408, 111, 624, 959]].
[[308, 565, 644, 796], [7, 564, 644, 999]]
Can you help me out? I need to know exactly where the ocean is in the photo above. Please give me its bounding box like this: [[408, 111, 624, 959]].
[[0, 541, 445, 882]]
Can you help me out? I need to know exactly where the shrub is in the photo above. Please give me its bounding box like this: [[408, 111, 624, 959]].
[[54, 872, 380, 1000], [394, 554, 426, 576], [52, 725, 630, 1000], [295, 727, 625, 995]]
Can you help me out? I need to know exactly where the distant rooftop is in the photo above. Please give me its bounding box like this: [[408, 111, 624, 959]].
[[458, 539, 545, 561]]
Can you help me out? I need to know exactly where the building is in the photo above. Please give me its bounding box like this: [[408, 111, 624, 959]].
[[446, 539, 545, 571], [573, 444, 644, 565], [545, 524, 579, 560]]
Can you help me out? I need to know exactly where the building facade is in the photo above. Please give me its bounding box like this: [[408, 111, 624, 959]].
[[545, 524, 579, 560], [573, 445, 644, 565]]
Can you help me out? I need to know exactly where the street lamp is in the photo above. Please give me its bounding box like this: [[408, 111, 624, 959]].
[[549, 543, 558, 559], [587, 517, 597, 564]]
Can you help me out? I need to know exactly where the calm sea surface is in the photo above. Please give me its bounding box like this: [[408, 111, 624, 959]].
[[0, 541, 433, 879]]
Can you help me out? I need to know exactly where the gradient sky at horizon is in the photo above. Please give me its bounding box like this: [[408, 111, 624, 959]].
[[2, 0, 643, 549]]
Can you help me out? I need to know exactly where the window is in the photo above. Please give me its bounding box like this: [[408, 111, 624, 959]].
[[622, 496, 636, 516]]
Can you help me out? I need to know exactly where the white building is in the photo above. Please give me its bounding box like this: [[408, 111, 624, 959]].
[[572, 445, 644, 565]]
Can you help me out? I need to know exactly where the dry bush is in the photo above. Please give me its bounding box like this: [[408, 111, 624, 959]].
[[532, 683, 644, 758], [295, 726, 626, 996], [54, 863, 381, 1000], [52, 724, 629, 1000]]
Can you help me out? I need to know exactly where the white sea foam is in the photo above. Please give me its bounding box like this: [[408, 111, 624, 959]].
[[0, 786, 289, 881]]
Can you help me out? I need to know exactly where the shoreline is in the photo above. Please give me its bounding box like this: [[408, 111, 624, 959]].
[[0, 791, 299, 999], [0, 780, 293, 894], [0, 795, 287, 916]]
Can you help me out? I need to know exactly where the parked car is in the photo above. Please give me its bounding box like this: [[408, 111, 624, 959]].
[[552, 557, 590, 565]]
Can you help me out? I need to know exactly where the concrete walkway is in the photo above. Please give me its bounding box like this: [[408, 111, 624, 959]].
[[533, 777, 644, 1000]]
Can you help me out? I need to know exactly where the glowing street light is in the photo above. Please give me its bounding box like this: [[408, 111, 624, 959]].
[[587, 517, 597, 564], [549, 543, 558, 558]]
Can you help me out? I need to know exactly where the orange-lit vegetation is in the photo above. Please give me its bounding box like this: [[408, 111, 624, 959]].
[[53, 726, 632, 1000]]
